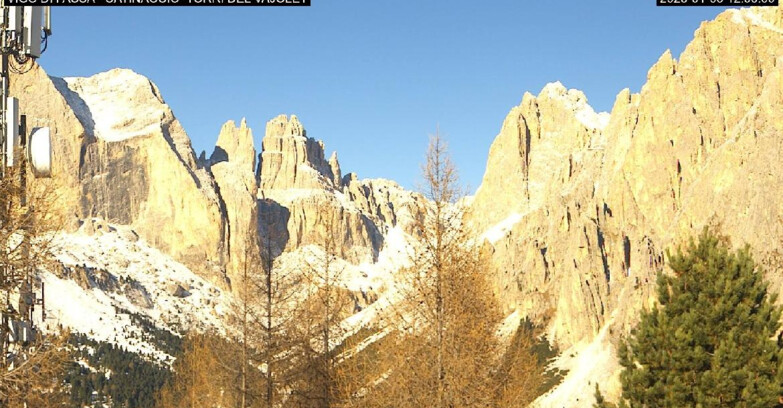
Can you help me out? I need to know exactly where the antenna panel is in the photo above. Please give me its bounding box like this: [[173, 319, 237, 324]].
[[7, 6, 23, 34], [22, 6, 42, 58]]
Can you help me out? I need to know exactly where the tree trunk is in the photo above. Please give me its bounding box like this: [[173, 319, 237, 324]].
[[265, 245, 274, 408]]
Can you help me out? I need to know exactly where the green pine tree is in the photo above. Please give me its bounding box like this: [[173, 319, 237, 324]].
[[598, 229, 783, 407]]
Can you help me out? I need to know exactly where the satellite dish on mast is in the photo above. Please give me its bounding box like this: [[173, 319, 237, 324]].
[[28, 127, 51, 178]]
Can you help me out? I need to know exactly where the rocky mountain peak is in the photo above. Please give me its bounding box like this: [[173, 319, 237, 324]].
[[328, 151, 343, 187], [53, 68, 170, 143], [15, 66, 229, 285], [728, 6, 783, 30], [265, 114, 306, 139], [470, 81, 609, 234], [644, 49, 676, 88], [212, 119, 256, 173], [539, 81, 568, 98], [259, 114, 338, 191], [470, 6, 783, 406], [10, 6, 783, 408], [539, 81, 610, 130]]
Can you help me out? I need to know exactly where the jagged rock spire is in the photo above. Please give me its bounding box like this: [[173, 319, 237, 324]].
[[259, 114, 339, 190]]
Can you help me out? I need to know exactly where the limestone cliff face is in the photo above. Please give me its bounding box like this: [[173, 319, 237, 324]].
[[470, 81, 619, 349], [471, 7, 783, 403], [14, 65, 421, 286], [470, 82, 608, 235], [328, 152, 342, 187], [14, 67, 228, 284], [210, 119, 258, 285], [259, 114, 339, 191], [10, 63, 86, 217], [257, 115, 421, 263]]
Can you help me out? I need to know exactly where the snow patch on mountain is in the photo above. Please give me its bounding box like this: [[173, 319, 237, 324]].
[[54, 68, 168, 142], [541, 81, 610, 130], [532, 288, 627, 407], [269, 222, 416, 352], [481, 212, 523, 244], [36, 220, 231, 362], [532, 324, 619, 408], [730, 7, 783, 35]]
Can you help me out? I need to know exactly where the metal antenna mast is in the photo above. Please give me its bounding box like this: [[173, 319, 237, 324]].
[[0, 4, 52, 391]]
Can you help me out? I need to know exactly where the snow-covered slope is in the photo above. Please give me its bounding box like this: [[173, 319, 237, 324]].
[[32, 215, 419, 365], [35, 219, 232, 363]]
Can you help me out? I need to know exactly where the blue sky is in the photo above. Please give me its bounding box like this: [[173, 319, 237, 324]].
[[40, 1, 733, 192]]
